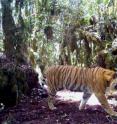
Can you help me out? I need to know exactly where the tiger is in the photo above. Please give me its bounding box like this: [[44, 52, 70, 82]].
[[42, 65, 117, 117]]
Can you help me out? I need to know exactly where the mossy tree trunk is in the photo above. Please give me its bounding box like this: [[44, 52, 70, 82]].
[[1, 0, 28, 64], [1, 0, 30, 106], [84, 40, 91, 67]]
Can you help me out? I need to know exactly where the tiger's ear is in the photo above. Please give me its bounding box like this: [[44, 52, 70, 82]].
[[104, 70, 115, 81]]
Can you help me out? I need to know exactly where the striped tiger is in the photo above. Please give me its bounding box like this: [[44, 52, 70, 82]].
[[43, 65, 117, 117]]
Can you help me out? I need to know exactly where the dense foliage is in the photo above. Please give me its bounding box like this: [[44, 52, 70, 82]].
[[0, 0, 117, 69]]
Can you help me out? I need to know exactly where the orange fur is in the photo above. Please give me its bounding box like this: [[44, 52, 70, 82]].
[[44, 65, 117, 117]]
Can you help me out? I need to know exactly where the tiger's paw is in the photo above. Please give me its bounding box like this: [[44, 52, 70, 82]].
[[111, 112, 117, 117], [48, 103, 57, 110], [79, 105, 85, 110], [78, 103, 86, 110], [107, 111, 117, 118], [49, 106, 57, 110]]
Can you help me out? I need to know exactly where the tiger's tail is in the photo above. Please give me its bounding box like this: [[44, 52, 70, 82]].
[[38, 75, 49, 98], [39, 75, 48, 91]]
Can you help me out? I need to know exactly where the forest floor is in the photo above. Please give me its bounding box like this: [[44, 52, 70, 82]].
[[1, 90, 117, 124]]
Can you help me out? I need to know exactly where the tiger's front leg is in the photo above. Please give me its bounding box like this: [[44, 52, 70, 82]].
[[95, 92, 117, 117], [79, 92, 91, 110]]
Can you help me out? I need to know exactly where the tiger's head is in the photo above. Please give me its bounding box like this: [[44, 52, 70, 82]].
[[110, 77, 117, 92], [104, 70, 117, 93]]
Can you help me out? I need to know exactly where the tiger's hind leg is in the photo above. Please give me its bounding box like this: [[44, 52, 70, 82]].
[[79, 92, 91, 110], [48, 95, 57, 110], [47, 89, 57, 110]]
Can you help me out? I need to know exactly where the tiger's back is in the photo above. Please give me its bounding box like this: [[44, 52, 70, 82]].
[[45, 65, 105, 93]]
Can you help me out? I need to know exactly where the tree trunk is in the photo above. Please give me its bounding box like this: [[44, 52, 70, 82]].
[[1, 0, 28, 64], [84, 40, 91, 67]]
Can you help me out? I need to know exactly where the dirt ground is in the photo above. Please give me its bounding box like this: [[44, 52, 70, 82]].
[[1, 90, 117, 124]]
